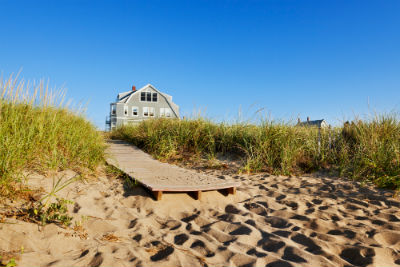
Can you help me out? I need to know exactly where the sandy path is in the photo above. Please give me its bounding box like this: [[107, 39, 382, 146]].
[[1, 165, 400, 266]]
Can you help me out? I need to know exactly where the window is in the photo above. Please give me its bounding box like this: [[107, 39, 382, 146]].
[[140, 91, 158, 102], [124, 105, 128, 116], [143, 107, 149, 117], [160, 108, 171, 117], [149, 107, 154, 117], [132, 106, 138, 116], [111, 104, 116, 115], [165, 108, 171, 117]]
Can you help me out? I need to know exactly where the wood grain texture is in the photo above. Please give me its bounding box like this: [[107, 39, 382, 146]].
[[106, 140, 240, 195]]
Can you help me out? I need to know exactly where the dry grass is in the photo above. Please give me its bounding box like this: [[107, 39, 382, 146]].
[[111, 116, 400, 190], [0, 74, 105, 197]]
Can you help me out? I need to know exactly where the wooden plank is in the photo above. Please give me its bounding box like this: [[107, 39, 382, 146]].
[[139, 182, 241, 192], [106, 140, 241, 198], [153, 191, 162, 201], [228, 187, 236, 195], [195, 191, 202, 200]]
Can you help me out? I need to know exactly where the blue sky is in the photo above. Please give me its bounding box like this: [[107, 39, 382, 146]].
[[1, 0, 399, 128]]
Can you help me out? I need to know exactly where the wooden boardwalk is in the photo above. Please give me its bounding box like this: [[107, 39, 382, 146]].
[[106, 140, 240, 200]]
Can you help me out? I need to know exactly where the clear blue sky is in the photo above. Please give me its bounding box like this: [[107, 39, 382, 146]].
[[1, 0, 399, 128]]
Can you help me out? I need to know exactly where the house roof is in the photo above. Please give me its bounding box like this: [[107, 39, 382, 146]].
[[113, 84, 179, 118]]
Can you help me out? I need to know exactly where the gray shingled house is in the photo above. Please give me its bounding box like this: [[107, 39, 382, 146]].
[[106, 84, 179, 130], [297, 117, 329, 128]]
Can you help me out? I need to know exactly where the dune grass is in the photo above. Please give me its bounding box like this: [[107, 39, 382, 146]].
[[0, 75, 105, 196], [111, 115, 400, 190]]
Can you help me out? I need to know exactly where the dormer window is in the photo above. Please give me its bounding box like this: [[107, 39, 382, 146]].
[[140, 90, 158, 102]]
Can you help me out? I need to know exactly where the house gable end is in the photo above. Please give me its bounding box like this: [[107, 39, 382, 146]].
[[124, 84, 179, 118]]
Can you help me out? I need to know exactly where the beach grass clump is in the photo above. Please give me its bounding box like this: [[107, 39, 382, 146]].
[[0, 75, 105, 196], [110, 118, 325, 175], [111, 114, 400, 190], [333, 115, 400, 188]]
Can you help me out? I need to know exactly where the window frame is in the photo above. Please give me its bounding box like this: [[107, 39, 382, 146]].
[[152, 92, 158, 102], [132, 106, 138, 116], [140, 90, 158, 102], [143, 107, 149, 117], [149, 107, 155, 117], [111, 104, 116, 115], [165, 108, 171, 117], [146, 92, 151, 102]]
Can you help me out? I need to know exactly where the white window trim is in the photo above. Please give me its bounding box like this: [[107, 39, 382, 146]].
[[149, 107, 155, 117], [132, 106, 139, 116], [111, 104, 116, 115], [165, 108, 171, 117], [143, 107, 149, 117], [160, 107, 171, 117], [123, 105, 128, 116]]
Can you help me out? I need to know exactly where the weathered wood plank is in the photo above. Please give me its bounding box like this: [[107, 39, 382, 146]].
[[153, 191, 163, 201], [106, 140, 241, 199], [195, 191, 202, 200], [228, 187, 236, 195]]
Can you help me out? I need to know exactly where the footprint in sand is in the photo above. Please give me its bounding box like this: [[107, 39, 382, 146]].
[[374, 231, 400, 248], [229, 225, 252, 235], [190, 240, 215, 257], [246, 248, 267, 258], [291, 233, 322, 255], [150, 246, 174, 261], [282, 246, 307, 263], [174, 233, 189, 245], [339, 247, 375, 267], [88, 252, 103, 267], [265, 217, 291, 229]]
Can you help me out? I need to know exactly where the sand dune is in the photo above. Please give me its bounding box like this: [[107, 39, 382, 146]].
[[1, 167, 400, 267]]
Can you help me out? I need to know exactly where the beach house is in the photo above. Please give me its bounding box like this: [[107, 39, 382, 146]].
[[106, 84, 179, 130], [297, 117, 329, 129]]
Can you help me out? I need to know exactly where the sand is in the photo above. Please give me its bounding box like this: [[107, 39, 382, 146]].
[[1, 166, 400, 266]]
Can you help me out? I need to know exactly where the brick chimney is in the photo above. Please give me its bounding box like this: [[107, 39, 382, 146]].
[[132, 85, 136, 91], [307, 116, 310, 122]]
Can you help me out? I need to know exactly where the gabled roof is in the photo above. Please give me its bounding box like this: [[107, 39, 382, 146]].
[[113, 84, 179, 118]]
